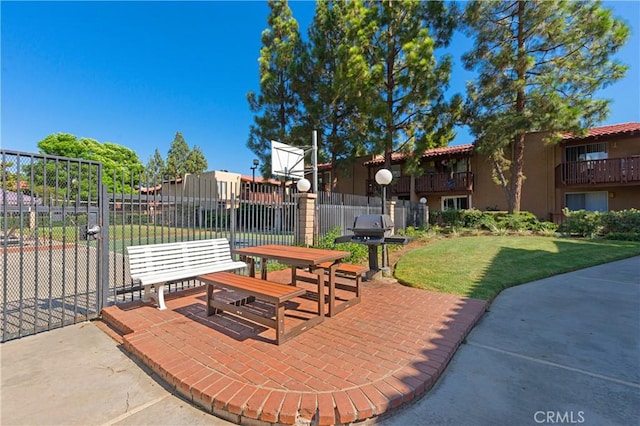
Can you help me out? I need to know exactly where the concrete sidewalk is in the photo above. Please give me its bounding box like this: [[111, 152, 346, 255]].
[[1, 322, 232, 426], [2, 256, 638, 426], [380, 255, 640, 426]]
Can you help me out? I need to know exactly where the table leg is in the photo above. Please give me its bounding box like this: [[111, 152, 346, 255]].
[[261, 257, 268, 280], [206, 284, 215, 316], [242, 256, 256, 278], [311, 266, 325, 319], [328, 262, 337, 317]]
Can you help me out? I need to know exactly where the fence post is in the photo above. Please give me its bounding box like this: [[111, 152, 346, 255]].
[[387, 200, 396, 234], [295, 192, 317, 246], [99, 183, 110, 310]]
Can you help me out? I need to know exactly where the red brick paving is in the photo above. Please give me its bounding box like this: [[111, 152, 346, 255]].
[[100, 269, 486, 425]]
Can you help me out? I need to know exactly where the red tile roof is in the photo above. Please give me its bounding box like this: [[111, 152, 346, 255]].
[[240, 175, 290, 186], [562, 122, 640, 141], [363, 144, 474, 166]]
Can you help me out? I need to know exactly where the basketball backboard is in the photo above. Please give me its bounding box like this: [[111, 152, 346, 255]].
[[271, 140, 304, 180]]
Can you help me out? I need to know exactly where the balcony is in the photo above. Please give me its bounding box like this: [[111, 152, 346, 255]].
[[367, 172, 474, 196], [555, 157, 640, 188]]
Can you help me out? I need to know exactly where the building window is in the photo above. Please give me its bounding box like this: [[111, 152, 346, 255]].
[[442, 196, 469, 210], [565, 191, 608, 212], [565, 142, 608, 162]]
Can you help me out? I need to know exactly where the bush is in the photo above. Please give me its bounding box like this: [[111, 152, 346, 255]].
[[536, 221, 559, 236], [558, 209, 603, 238], [459, 209, 486, 229], [601, 209, 640, 234], [313, 227, 368, 264], [491, 211, 539, 231], [604, 232, 640, 241], [431, 209, 550, 233]]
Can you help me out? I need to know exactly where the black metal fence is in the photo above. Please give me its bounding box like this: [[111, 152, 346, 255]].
[[1, 150, 106, 342], [107, 176, 298, 305], [1, 149, 421, 342]]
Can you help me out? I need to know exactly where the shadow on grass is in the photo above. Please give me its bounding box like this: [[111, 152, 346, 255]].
[[468, 239, 640, 301], [395, 236, 640, 302]]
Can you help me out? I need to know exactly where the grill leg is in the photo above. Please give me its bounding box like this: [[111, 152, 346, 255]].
[[366, 245, 379, 281]]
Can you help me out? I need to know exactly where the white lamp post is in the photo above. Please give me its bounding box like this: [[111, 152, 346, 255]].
[[419, 197, 429, 228], [375, 168, 393, 271], [296, 178, 311, 193], [375, 169, 393, 209]]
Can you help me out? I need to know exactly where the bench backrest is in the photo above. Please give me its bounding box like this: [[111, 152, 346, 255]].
[[126, 238, 237, 279]]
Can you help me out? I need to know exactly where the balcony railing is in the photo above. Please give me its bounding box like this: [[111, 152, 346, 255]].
[[367, 172, 474, 196], [555, 157, 640, 187]]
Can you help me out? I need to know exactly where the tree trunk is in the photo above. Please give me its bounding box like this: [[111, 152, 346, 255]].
[[509, 0, 527, 214], [384, 4, 395, 171], [508, 134, 525, 213]]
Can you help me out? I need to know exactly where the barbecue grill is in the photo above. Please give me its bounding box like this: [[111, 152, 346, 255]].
[[335, 214, 410, 279]]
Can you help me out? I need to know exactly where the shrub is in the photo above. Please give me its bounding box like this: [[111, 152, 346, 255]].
[[604, 232, 640, 241], [314, 227, 368, 264], [436, 210, 465, 227], [430, 209, 549, 233], [601, 209, 640, 234], [558, 209, 603, 238], [459, 209, 485, 229], [493, 211, 539, 231], [536, 221, 559, 236]]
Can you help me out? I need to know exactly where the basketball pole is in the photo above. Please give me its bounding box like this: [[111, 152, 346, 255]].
[[312, 130, 318, 193]]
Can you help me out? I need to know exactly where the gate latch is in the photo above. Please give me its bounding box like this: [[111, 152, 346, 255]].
[[81, 225, 101, 241]]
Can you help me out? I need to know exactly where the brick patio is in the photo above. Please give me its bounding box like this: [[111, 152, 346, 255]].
[[100, 269, 487, 425]]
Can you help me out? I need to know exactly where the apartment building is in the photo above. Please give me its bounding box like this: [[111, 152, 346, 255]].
[[312, 122, 640, 221]]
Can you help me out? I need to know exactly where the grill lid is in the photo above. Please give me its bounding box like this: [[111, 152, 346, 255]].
[[350, 214, 394, 237]]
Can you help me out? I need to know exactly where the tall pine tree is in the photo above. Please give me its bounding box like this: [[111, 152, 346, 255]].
[[462, 0, 629, 212], [165, 132, 207, 179], [347, 0, 460, 171], [298, 0, 369, 182], [247, 0, 304, 176], [146, 148, 166, 182]]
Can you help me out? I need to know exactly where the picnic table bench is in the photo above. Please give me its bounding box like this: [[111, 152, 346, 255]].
[[198, 271, 322, 345], [126, 238, 247, 310], [317, 261, 366, 315]]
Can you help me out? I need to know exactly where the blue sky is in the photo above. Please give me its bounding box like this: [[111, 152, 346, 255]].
[[2, 1, 638, 177]]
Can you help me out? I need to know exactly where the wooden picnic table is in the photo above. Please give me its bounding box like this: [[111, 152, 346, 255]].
[[233, 244, 351, 318]]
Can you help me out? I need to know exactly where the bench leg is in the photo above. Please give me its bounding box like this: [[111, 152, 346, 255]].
[[142, 285, 153, 303], [143, 284, 167, 310], [155, 284, 167, 310]]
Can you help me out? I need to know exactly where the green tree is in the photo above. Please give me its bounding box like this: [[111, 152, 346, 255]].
[[38, 133, 144, 193], [186, 146, 208, 175], [165, 132, 207, 179], [297, 0, 369, 180], [247, 0, 304, 176], [347, 0, 460, 171], [165, 132, 188, 179], [462, 0, 629, 212], [145, 149, 166, 183]]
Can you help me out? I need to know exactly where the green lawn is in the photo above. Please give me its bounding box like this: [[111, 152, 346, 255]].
[[394, 235, 640, 301]]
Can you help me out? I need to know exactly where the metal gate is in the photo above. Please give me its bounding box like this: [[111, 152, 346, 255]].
[[1, 150, 107, 342]]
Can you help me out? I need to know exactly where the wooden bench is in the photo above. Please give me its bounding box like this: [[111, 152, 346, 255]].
[[318, 262, 367, 316], [126, 238, 247, 310], [296, 261, 367, 316], [198, 272, 323, 345]]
